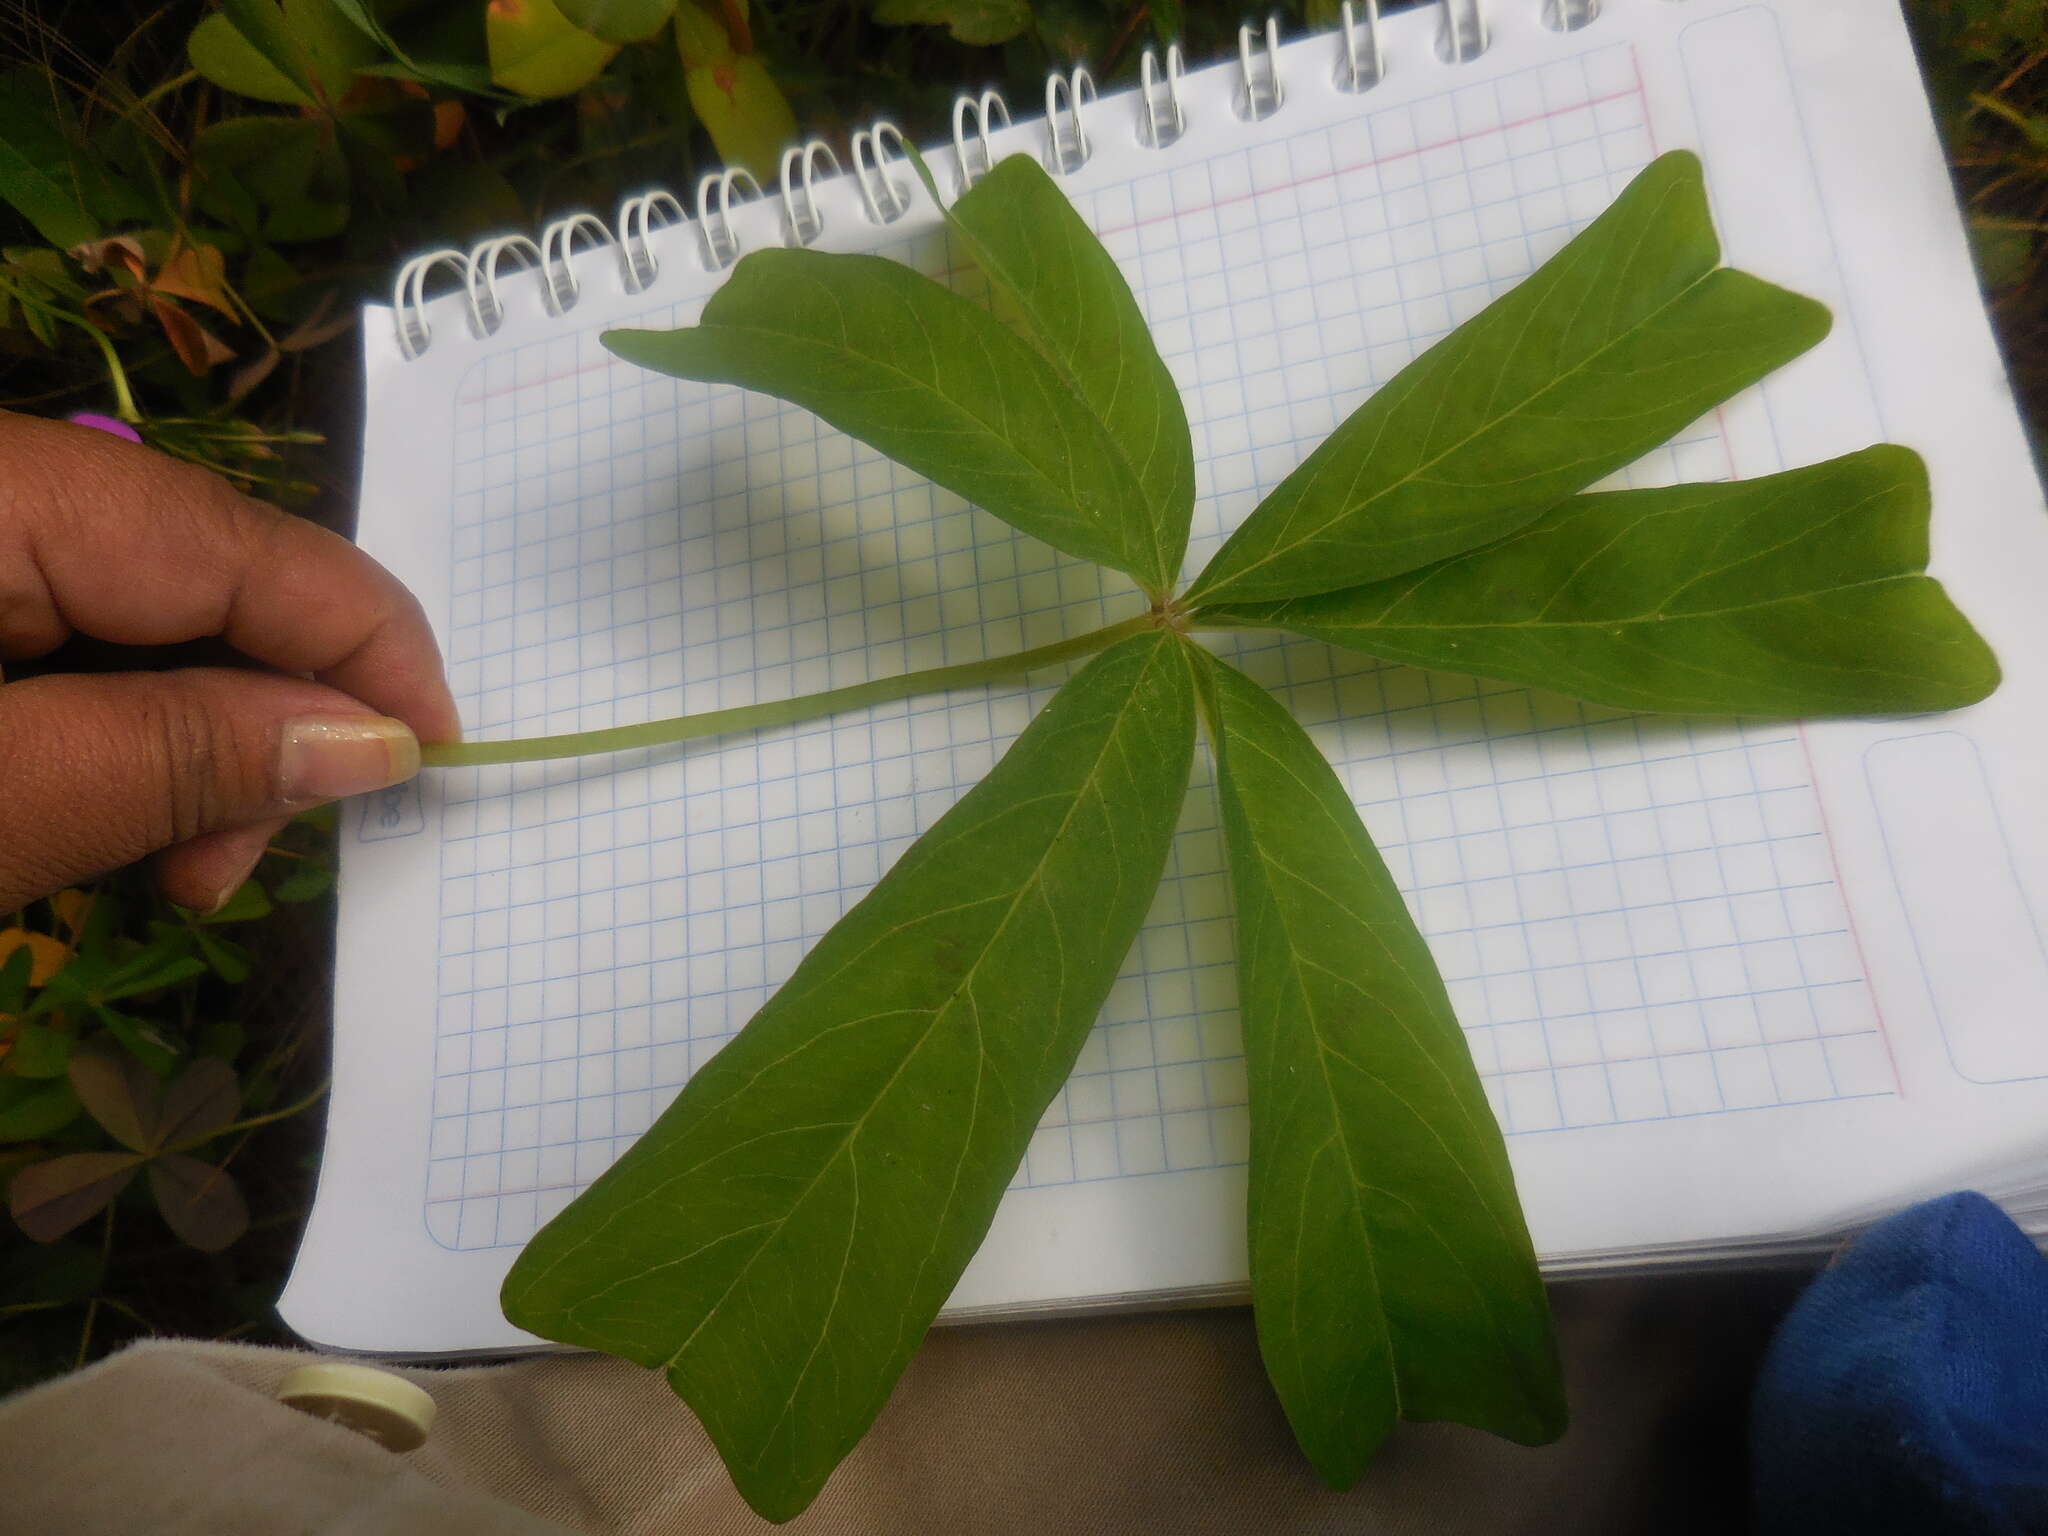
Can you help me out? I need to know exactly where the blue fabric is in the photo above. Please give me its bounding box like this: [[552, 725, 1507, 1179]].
[[1751, 1192, 2048, 1535]]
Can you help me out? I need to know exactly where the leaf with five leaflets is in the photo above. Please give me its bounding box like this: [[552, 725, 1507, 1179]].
[[1208, 448, 2001, 717], [1195, 650, 1563, 1483], [910, 151, 1196, 593], [504, 630, 1198, 1520], [605, 252, 1169, 591], [1185, 152, 1833, 605]]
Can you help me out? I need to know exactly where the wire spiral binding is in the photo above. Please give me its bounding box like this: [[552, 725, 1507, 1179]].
[[393, 0, 1552, 358]]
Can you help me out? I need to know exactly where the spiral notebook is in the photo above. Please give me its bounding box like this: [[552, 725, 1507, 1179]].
[[282, 0, 2048, 1355]]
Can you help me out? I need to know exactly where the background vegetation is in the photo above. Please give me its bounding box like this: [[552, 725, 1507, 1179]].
[[0, 0, 2039, 1385]]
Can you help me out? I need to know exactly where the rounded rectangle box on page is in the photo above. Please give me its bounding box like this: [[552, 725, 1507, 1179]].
[[1864, 731, 2048, 1084]]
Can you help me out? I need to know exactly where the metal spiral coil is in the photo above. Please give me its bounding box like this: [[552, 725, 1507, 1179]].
[[393, 0, 1544, 359]]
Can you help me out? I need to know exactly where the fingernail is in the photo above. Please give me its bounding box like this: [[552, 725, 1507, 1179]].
[[279, 717, 421, 803], [201, 824, 280, 915]]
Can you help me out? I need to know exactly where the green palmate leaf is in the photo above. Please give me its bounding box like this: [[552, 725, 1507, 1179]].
[[504, 630, 1198, 1521], [605, 252, 1170, 593], [558, 0, 679, 42], [1184, 151, 1833, 606], [910, 152, 1195, 592], [1208, 447, 2001, 717], [1194, 651, 1563, 1483], [873, 0, 1033, 46]]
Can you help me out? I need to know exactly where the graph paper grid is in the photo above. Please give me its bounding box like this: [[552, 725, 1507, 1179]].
[[417, 43, 1894, 1250]]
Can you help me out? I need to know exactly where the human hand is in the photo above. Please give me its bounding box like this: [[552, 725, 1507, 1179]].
[[0, 411, 458, 914]]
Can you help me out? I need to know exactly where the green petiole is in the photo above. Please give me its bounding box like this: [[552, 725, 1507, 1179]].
[[421, 611, 1161, 767]]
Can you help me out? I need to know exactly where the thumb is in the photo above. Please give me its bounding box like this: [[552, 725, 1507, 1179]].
[[0, 667, 418, 913]]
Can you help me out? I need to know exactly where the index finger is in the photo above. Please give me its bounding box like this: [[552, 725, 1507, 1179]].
[[0, 412, 461, 744]]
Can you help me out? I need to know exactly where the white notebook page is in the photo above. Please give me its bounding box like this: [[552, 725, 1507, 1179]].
[[284, 0, 2048, 1354]]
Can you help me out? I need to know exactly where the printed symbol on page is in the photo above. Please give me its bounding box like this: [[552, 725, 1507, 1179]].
[[357, 779, 426, 842]]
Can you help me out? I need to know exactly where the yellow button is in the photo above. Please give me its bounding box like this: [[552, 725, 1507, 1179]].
[[277, 1363, 437, 1452]]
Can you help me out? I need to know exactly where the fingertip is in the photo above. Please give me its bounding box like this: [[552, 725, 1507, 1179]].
[[157, 819, 289, 915]]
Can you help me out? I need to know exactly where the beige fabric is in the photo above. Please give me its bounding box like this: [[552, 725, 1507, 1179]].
[[0, 1273, 1800, 1534]]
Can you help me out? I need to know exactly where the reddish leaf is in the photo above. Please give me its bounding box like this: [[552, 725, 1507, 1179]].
[[151, 297, 236, 376], [148, 1154, 249, 1252], [151, 244, 236, 319], [156, 1057, 241, 1151], [68, 234, 147, 279], [10, 1152, 142, 1242], [67, 1046, 157, 1153]]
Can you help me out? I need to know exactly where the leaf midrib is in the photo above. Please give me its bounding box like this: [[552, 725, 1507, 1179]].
[[943, 205, 1172, 588], [1228, 723, 1523, 1405], [1197, 222, 1722, 598], [1325, 572, 1918, 635], [689, 314, 1141, 545], [652, 637, 1175, 1403]]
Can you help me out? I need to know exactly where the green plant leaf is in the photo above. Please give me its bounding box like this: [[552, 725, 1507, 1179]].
[[3, 1022, 72, 1080], [193, 0, 379, 107], [504, 630, 1198, 1521], [199, 879, 273, 925], [1208, 447, 2001, 717], [330, 0, 502, 95], [1193, 650, 1563, 1483], [84, 1010, 178, 1078], [558, 0, 678, 42], [1183, 151, 1833, 606], [873, 0, 1032, 46], [194, 932, 252, 985], [0, 945, 32, 1015], [682, 53, 797, 183], [272, 863, 335, 903], [604, 251, 1170, 592], [188, 11, 312, 106], [0, 1077, 82, 1143], [909, 151, 1195, 592], [9, 1152, 141, 1242], [0, 76, 102, 249], [488, 0, 622, 98]]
